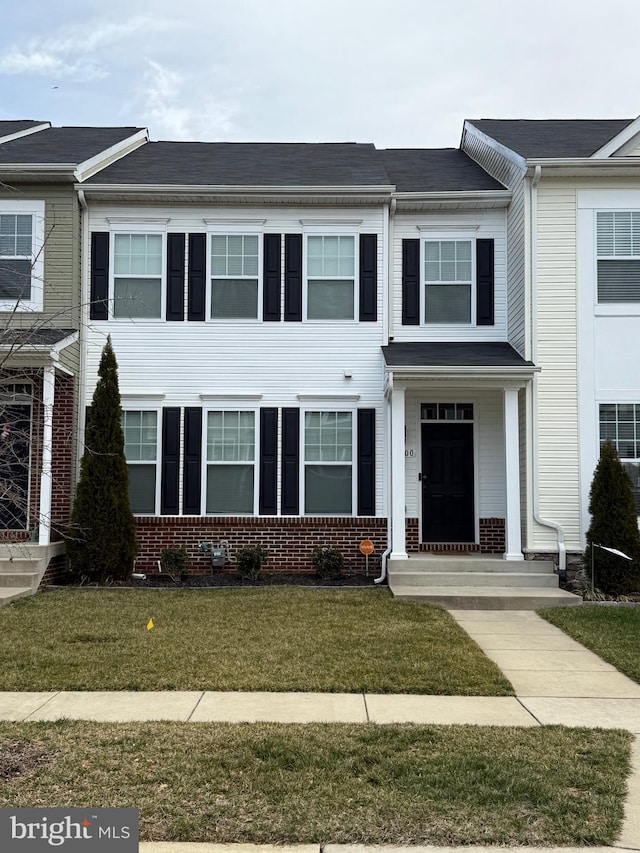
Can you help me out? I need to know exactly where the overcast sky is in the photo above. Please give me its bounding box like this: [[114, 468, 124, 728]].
[[0, 0, 638, 149]]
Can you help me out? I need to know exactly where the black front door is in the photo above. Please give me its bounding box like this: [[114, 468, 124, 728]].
[[0, 403, 31, 530], [421, 423, 474, 542]]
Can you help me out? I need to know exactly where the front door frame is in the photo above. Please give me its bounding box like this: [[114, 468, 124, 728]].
[[0, 386, 33, 532]]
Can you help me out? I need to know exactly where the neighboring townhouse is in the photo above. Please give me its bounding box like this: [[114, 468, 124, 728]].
[[79, 142, 393, 573], [463, 117, 640, 575], [0, 121, 147, 587]]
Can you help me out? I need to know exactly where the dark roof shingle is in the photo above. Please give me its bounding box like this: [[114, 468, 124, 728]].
[[381, 148, 505, 192], [382, 342, 534, 369], [468, 119, 635, 158], [0, 120, 47, 140], [0, 127, 143, 166]]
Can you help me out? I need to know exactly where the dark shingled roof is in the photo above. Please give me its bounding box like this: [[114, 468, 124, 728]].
[[382, 342, 534, 369], [0, 328, 76, 347], [469, 119, 635, 159], [0, 127, 143, 166], [0, 120, 47, 139], [381, 148, 505, 192], [84, 141, 393, 186]]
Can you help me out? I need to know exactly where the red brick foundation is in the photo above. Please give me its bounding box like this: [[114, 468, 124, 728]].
[[134, 516, 388, 575], [405, 517, 505, 554]]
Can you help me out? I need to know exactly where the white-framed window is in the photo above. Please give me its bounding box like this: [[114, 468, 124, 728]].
[[599, 403, 640, 513], [210, 234, 260, 319], [421, 402, 474, 421], [112, 232, 164, 319], [423, 238, 474, 324], [596, 212, 640, 303], [303, 410, 353, 514], [306, 234, 356, 320], [0, 201, 44, 313], [122, 410, 159, 514], [205, 410, 256, 513]]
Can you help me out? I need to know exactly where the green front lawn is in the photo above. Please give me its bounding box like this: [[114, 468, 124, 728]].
[[0, 721, 630, 845], [0, 588, 512, 694], [540, 604, 640, 683]]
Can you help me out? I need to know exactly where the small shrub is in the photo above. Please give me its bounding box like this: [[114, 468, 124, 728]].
[[160, 548, 189, 582], [312, 546, 344, 580], [236, 547, 268, 580]]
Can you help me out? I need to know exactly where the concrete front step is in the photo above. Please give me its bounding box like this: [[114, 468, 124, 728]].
[[390, 556, 557, 573], [390, 585, 581, 610], [0, 558, 42, 573], [389, 570, 559, 589], [0, 572, 40, 590], [0, 587, 32, 607]]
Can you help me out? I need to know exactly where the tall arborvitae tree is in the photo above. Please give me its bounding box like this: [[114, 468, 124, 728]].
[[585, 441, 640, 596], [67, 337, 137, 582]]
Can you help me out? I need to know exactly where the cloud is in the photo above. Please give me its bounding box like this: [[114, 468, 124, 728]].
[[0, 17, 175, 82], [137, 59, 237, 141]]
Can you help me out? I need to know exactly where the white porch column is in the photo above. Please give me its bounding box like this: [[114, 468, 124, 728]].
[[390, 382, 408, 560], [38, 364, 55, 546], [503, 386, 522, 560]]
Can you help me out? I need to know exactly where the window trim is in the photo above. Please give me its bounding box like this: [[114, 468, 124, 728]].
[[202, 406, 259, 515], [109, 225, 167, 321], [206, 226, 263, 322], [302, 228, 359, 322], [420, 231, 476, 327], [598, 402, 640, 516], [595, 210, 640, 305], [121, 406, 161, 516], [0, 200, 45, 313], [301, 406, 356, 516]]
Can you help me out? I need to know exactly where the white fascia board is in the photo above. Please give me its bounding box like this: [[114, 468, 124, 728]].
[[385, 364, 539, 381], [462, 122, 528, 172], [0, 122, 51, 144], [0, 163, 74, 175], [591, 115, 640, 158], [77, 183, 395, 197], [393, 190, 511, 207], [74, 129, 149, 182], [525, 159, 640, 176]]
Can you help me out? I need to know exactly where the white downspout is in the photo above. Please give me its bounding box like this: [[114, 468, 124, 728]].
[[38, 363, 55, 545], [77, 189, 89, 477], [375, 376, 393, 583], [529, 164, 567, 572]]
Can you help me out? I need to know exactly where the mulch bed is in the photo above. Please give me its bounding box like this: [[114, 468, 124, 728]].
[[128, 571, 381, 588]]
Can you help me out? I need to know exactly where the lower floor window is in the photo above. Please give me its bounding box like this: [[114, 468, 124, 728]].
[[122, 410, 158, 513], [304, 411, 352, 513], [206, 410, 255, 513], [599, 403, 640, 513]]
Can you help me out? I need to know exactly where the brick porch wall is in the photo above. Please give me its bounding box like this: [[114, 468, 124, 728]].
[[405, 517, 505, 554], [50, 374, 74, 540], [134, 516, 388, 575]]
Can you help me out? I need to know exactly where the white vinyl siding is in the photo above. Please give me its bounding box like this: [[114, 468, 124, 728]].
[[122, 410, 159, 514], [113, 233, 163, 318], [206, 410, 256, 514]]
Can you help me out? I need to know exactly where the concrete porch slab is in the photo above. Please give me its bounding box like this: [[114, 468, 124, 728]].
[[520, 698, 640, 731], [190, 692, 368, 723], [0, 692, 59, 721], [365, 695, 538, 726], [25, 691, 203, 722]]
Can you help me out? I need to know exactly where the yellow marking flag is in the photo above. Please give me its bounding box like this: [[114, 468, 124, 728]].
[[146, 618, 154, 631]]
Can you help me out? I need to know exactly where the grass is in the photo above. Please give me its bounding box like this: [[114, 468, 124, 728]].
[[0, 721, 630, 845], [541, 604, 640, 683], [0, 588, 512, 694]]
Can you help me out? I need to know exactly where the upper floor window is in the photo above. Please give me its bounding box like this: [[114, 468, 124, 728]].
[[122, 409, 159, 514], [206, 410, 256, 513], [113, 233, 163, 318], [424, 239, 473, 323], [596, 212, 640, 303], [0, 202, 44, 313], [211, 235, 259, 319], [599, 403, 640, 513], [303, 410, 353, 513], [306, 235, 355, 320]]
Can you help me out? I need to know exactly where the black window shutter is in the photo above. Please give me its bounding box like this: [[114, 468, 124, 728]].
[[188, 234, 206, 321], [161, 408, 180, 514], [357, 409, 376, 516], [259, 408, 278, 514], [263, 234, 281, 321], [476, 239, 495, 326], [166, 234, 185, 321], [90, 232, 109, 320], [281, 408, 299, 514], [284, 234, 302, 321], [359, 234, 377, 321], [183, 407, 202, 514], [402, 239, 420, 325]]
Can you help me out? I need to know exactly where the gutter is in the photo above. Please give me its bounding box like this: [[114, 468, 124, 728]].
[[77, 182, 396, 196], [529, 164, 567, 573]]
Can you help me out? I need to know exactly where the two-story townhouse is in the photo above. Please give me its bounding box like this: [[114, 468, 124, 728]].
[[463, 117, 640, 579], [0, 121, 146, 591], [78, 142, 393, 574]]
